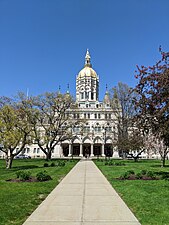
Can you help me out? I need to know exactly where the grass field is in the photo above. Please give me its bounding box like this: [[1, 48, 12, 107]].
[[0, 158, 78, 225], [95, 159, 169, 225]]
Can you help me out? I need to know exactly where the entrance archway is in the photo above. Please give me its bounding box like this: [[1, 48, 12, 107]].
[[62, 144, 69, 157], [93, 144, 101, 156], [83, 144, 91, 157], [72, 144, 80, 156]]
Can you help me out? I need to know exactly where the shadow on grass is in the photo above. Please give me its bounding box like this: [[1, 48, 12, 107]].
[[12, 165, 39, 170], [151, 165, 169, 168]]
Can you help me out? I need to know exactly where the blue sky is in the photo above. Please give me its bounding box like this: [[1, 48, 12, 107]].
[[0, 0, 169, 100]]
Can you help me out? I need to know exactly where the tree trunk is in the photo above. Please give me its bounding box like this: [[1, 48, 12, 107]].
[[161, 157, 165, 167], [134, 156, 138, 162], [6, 155, 14, 169], [46, 151, 52, 161]]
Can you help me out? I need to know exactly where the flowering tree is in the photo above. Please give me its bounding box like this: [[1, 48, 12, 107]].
[[134, 47, 169, 166]]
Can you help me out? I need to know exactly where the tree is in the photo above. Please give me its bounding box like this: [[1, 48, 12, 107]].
[[134, 47, 169, 166], [0, 97, 32, 169], [20, 92, 78, 160], [126, 128, 144, 162], [111, 82, 137, 157]]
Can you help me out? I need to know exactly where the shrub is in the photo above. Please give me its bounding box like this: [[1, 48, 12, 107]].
[[136, 173, 142, 179], [51, 162, 55, 167], [161, 172, 169, 180], [16, 170, 24, 179], [147, 171, 155, 179], [44, 163, 49, 167], [141, 170, 147, 175], [120, 172, 130, 179], [59, 161, 65, 167], [127, 170, 135, 175], [16, 171, 31, 181], [36, 171, 52, 181]]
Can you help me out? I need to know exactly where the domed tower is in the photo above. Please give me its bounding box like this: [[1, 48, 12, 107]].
[[76, 50, 99, 106]]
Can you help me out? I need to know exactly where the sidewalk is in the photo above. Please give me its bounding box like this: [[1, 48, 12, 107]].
[[23, 160, 141, 225]]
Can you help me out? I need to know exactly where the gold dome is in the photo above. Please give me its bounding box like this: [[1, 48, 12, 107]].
[[77, 49, 98, 80], [77, 66, 98, 80]]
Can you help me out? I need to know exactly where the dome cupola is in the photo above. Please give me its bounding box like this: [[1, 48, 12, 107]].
[[76, 49, 99, 103]]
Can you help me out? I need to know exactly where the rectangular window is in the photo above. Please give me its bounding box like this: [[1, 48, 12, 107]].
[[105, 114, 107, 119], [95, 113, 97, 119], [109, 114, 111, 119], [88, 113, 90, 119], [37, 148, 40, 153], [84, 113, 86, 119], [98, 114, 101, 119], [33, 148, 36, 153]]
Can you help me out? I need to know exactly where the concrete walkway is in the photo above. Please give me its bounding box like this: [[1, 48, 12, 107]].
[[23, 160, 141, 225]]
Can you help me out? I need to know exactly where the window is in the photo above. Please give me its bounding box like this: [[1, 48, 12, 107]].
[[88, 113, 90, 119], [84, 113, 86, 119], [27, 148, 30, 153], [95, 113, 97, 119], [33, 148, 36, 153], [105, 114, 107, 119], [98, 113, 101, 119], [37, 148, 40, 153], [81, 93, 84, 99], [91, 92, 94, 100], [109, 114, 111, 119]]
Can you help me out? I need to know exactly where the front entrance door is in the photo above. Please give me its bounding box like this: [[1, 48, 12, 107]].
[[83, 145, 91, 157], [93, 144, 101, 156], [62, 144, 69, 157], [73, 145, 80, 156]]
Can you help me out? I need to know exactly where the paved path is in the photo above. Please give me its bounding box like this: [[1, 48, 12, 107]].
[[23, 160, 141, 225]]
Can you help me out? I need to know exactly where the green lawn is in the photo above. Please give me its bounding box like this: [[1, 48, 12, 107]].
[[0, 158, 78, 225], [95, 159, 169, 225]]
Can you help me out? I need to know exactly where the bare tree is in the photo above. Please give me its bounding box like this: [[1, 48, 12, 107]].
[[111, 82, 136, 157], [20, 92, 79, 160]]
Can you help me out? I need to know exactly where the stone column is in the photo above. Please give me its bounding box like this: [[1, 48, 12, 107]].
[[90, 143, 94, 157], [79, 144, 83, 157], [102, 144, 105, 157], [68, 144, 72, 157]]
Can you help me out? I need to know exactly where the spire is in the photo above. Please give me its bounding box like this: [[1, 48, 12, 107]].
[[58, 85, 61, 94], [103, 84, 110, 105], [66, 83, 70, 94], [106, 84, 108, 93], [85, 49, 92, 67]]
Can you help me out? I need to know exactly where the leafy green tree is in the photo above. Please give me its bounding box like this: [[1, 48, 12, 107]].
[[0, 97, 32, 169]]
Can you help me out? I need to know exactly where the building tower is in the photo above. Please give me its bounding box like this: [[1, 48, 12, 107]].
[[76, 49, 99, 108]]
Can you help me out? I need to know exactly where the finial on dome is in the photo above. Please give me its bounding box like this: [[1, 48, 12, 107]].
[[85, 49, 92, 67], [58, 85, 61, 94], [66, 83, 70, 94], [106, 84, 108, 92]]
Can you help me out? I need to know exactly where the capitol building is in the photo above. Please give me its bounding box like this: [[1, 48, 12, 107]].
[[1, 50, 119, 159], [60, 49, 118, 158]]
